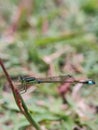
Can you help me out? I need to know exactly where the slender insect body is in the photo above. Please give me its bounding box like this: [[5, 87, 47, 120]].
[[14, 75, 95, 93]]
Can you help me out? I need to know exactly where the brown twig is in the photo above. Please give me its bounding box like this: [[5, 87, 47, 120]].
[[0, 58, 41, 130]]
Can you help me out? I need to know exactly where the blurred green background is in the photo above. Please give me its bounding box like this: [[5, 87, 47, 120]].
[[0, 0, 98, 130]]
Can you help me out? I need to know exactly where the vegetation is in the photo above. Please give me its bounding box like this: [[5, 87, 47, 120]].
[[0, 0, 98, 130]]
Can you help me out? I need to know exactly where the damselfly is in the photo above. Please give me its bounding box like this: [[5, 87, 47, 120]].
[[13, 74, 95, 93]]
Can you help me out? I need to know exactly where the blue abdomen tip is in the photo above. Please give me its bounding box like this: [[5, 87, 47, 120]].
[[88, 80, 95, 85]]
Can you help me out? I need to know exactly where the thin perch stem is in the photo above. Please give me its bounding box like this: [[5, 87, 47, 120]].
[[0, 58, 41, 130]]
